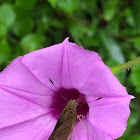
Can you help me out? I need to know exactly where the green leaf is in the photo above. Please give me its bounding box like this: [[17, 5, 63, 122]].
[[15, 0, 37, 10], [127, 135, 140, 140], [48, 0, 57, 7], [99, 30, 125, 64], [21, 33, 44, 52], [0, 40, 11, 64], [48, 0, 80, 14], [130, 64, 140, 93], [81, 0, 97, 15], [129, 37, 140, 51], [124, 8, 135, 27], [101, 0, 119, 21], [83, 36, 99, 47], [0, 24, 8, 37], [107, 18, 120, 34], [0, 3, 15, 32], [132, 0, 140, 29], [69, 22, 88, 40], [12, 7, 33, 36]]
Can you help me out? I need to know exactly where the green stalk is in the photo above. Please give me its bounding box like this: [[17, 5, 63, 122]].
[[111, 57, 140, 74]]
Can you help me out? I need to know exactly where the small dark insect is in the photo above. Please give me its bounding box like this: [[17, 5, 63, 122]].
[[48, 79, 101, 140], [48, 99, 78, 140]]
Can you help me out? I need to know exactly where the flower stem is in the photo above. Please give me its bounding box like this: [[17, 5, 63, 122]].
[[111, 57, 140, 74]]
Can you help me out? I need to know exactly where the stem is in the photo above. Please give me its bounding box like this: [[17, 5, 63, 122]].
[[111, 57, 140, 74]]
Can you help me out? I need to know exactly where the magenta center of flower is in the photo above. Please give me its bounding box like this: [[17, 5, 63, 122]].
[[51, 88, 89, 119]]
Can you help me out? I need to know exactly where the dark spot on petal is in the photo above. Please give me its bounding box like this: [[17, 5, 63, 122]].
[[96, 97, 102, 100]]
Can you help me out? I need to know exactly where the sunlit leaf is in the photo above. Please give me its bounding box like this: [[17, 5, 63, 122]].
[[99, 30, 125, 64]]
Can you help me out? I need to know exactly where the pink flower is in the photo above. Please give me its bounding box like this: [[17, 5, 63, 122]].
[[0, 38, 134, 140]]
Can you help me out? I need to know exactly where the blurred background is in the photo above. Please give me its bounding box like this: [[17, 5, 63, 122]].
[[0, 0, 139, 139]]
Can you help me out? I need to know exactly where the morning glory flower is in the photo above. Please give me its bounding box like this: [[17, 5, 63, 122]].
[[0, 38, 134, 139]]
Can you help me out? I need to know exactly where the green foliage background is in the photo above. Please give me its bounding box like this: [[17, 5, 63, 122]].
[[0, 0, 140, 139]]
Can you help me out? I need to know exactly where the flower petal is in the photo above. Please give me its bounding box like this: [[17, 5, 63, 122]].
[[80, 61, 128, 97], [71, 119, 113, 140], [0, 87, 47, 130], [22, 38, 74, 90], [0, 85, 53, 108], [0, 114, 56, 140], [22, 38, 101, 91], [0, 57, 53, 96], [88, 96, 134, 139], [66, 39, 101, 90]]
